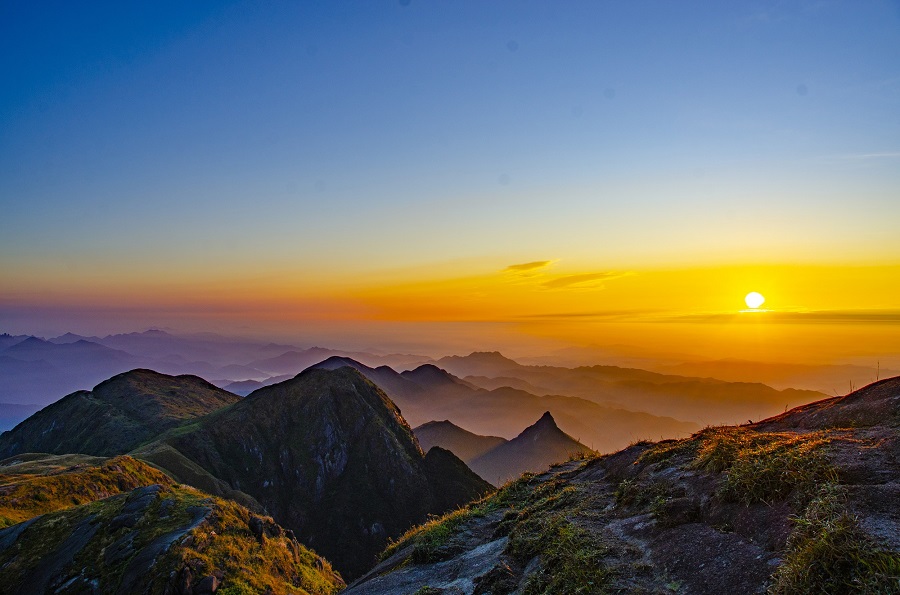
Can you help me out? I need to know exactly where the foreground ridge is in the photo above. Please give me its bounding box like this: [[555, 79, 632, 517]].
[[346, 377, 900, 594]]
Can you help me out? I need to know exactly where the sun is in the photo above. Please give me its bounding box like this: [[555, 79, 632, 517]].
[[744, 291, 765, 309]]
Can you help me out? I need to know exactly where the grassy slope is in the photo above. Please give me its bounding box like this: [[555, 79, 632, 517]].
[[0, 454, 172, 528], [0, 483, 344, 595]]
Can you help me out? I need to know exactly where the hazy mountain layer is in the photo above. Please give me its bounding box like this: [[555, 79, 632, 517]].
[[414, 420, 507, 462], [468, 412, 595, 486], [311, 357, 699, 454], [433, 351, 827, 425]]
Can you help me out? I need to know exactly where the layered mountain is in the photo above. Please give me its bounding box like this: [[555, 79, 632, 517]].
[[147, 366, 492, 578], [249, 347, 430, 376], [657, 358, 898, 393], [347, 377, 900, 594], [468, 412, 594, 485], [414, 420, 507, 462], [433, 351, 827, 425], [308, 357, 699, 455], [0, 482, 344, 595], [0, 369, 240, 458]]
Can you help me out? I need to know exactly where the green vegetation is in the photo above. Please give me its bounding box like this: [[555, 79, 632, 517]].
[[381, 471, 612, 594], [0, 483, 343, 595], [0, 454, 172, 527], [172, 494, 343, 595], [771, 485, 900, 593], [691, 427, 838, 505]]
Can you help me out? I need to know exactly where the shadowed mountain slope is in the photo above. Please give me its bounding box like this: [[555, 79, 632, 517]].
[[469, 412, 595, 486], [0, 483, 344, 595], [347, 377, 900, 595], [414, 420, 507, 463], [0, 369, 240, 459], [152, 366, 492, 579]]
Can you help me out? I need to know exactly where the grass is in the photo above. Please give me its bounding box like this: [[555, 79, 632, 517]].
[[691, 427, 838, 505], [0, 454, 173, 527], [0, 483, 343, 595], [381, 471, 612, 594], [770, 485, 900, 594]]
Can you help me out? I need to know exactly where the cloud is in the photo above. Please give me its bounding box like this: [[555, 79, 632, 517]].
[[503, 260, 554, 274], [517, 309, 660, 320], [542, 271, 629, 290], [660, 309, 900, 325]]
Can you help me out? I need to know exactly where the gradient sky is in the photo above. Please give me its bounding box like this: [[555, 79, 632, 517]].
[[2, 1, 899, 361]]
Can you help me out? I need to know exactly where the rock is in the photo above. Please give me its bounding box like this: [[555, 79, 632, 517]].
[[195, 574, 219, 594]]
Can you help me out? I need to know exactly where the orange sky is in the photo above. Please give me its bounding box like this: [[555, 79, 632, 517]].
[[5, 261, 899, 365]]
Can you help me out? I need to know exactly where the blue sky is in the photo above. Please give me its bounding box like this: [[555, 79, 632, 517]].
[[2, 1, 899, 309]]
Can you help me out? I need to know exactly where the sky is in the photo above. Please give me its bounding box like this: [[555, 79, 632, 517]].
[[2, 1, 899, 362]]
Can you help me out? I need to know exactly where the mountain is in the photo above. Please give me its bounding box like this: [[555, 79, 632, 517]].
[[0, 403, 41, 433], [0, 334, 30, 350], [656, 359, 899, 393], [347, 377, 900, 595], [147, 366, 492, 578], [220, 373, 293, 396], [306, 357, 700, 453], [414, 420, 507, 462], [433, 351, 827, 426], [311, 356, 427, 402], [433, 351, 524, 378], [249, 347, 431, 376], [0, 338, 142, 406], [468, 412, 594, 485], [0, 369, 240, 458], [0, 482, 344, 595]]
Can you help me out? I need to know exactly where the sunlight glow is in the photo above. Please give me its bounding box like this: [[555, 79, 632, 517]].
[[744, 292, 766, 309]]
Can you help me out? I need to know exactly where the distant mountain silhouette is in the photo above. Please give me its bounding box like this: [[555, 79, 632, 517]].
[[312, 357, 698, 454], [431, 351, 827, 425], [0, 369, 239, 458], [469, 412, 594, 485], [414, 420, 507, 462], [250, 348, 430, 376]]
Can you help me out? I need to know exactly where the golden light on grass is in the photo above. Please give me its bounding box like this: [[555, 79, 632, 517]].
[[744, 291, 766, 310]]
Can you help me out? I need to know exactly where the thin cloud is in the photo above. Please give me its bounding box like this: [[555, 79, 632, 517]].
[[503, 260, 554, 273], [542, 271, 629, 290], [517, 309, 660, 320], [660, 309, 900, 324]]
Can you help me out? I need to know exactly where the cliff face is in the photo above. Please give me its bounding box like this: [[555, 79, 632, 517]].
[[346, 377, 900, 594], [160, 367, 492, 578]]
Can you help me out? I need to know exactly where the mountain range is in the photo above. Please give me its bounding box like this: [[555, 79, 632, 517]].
[[414, 413, 593, 486], [0, 365, 491, 580]]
